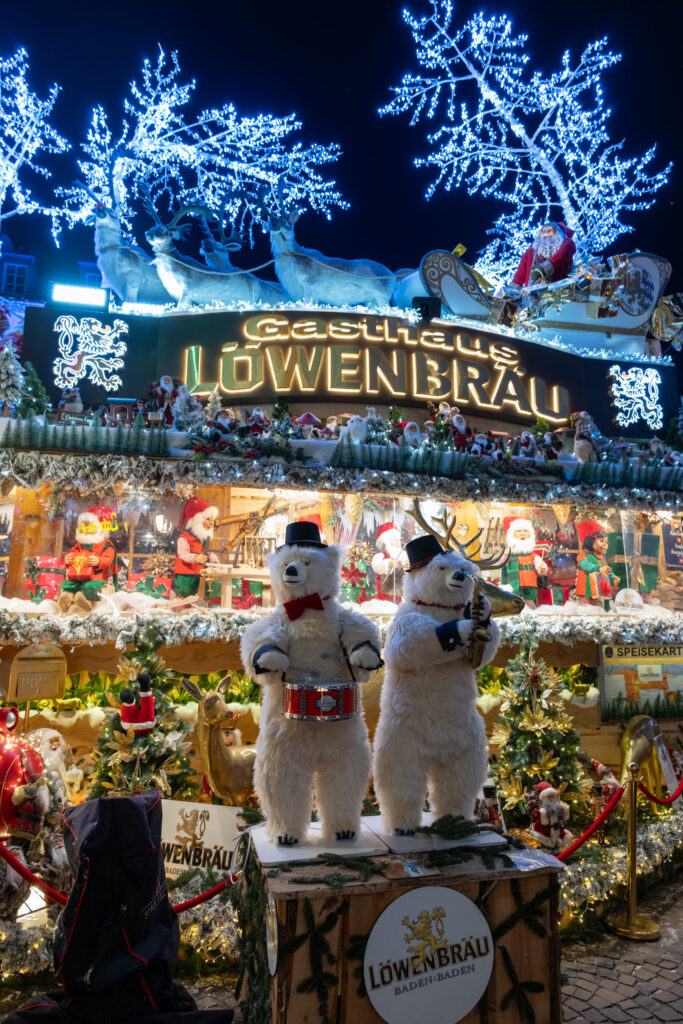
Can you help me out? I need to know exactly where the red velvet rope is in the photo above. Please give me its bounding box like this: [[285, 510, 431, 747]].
[[555, 785, 625, 862], [0, 840, 68, 906], [0, 839, 238, 914], [638, 774, 683, 806]]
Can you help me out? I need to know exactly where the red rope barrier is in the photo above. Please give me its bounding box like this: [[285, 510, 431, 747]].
[[171, 875, 238, 913], [638, 774, 683, 806], [555, 785, 625, 862], [0, 840, 68, 906]]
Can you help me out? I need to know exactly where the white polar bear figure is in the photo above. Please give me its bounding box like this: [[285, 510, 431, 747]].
[[373, 534, 501, 835], [241, 520, 383, 846]]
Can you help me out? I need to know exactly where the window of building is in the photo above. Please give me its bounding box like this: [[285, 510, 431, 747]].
[[2, 262, 27, 295]]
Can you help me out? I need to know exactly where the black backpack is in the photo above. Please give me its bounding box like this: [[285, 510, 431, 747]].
[[5, 791, 232, 1023]]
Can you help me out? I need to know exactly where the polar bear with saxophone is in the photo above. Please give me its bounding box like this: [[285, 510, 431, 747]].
[[373, 534, 501, 835]]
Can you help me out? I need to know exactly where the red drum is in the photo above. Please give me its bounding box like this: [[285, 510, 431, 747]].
[[283, 681, 358, 722]]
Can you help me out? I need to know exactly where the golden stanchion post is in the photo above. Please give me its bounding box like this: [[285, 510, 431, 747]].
[[605, 762, 660, 941]]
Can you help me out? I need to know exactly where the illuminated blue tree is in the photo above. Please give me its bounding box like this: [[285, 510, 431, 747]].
[[381, 1, 671, 275], [57, 48, 347, 245], [0, 49, 69, 237]]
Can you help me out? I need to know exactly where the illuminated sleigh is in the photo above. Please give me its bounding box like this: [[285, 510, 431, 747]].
[[393, 250, 671, 358]]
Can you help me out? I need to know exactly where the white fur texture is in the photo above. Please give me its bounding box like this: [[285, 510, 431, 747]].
[[373, 549, 500, 834], [241, 543, 381, 843]]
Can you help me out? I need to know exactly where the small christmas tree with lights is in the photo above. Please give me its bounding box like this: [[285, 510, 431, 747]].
[[172, 385, 206, 434], [17, 361, 50, 416], [87, 625, 195, 800], [491, 639, 590, 826]]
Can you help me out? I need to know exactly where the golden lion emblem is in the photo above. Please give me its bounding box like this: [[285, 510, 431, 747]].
[[402, 906, 446, 966]]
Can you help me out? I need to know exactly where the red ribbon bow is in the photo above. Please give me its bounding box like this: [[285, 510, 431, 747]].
[[342, 563, 364, 587], [283, 592, 328, 620]]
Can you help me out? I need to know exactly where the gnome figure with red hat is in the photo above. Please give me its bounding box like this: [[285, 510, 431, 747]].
[[576, 520, 619, 610], [58, 505, 119, 613], [528, 781, 572, 851], [173, 497, 220, 599], [371, 522, 404, 603], [500, 517, 551, 607]]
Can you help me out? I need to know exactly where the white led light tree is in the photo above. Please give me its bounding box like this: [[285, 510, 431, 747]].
[[382, 1, 671, 275], [0, 48, 69, 244], [57, 47, 347, 246]]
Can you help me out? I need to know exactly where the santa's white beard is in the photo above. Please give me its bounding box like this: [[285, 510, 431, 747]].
[[508, 536, 536, 556], [185, 515, 214, 543], [534, 232, 562, 260], [378, 537, 402, 559], [75, 529, 106, 546]]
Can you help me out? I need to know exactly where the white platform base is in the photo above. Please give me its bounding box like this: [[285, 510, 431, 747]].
[[251, 820, 391, 866]]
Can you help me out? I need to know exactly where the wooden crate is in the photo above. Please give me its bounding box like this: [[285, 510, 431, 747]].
[[266, 853, 562, 1024]]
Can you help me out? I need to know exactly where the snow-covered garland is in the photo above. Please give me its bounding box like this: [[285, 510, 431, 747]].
[[2, 450, 683, 513], [560, 808, 683, 916], [2, 607, 683, 651]]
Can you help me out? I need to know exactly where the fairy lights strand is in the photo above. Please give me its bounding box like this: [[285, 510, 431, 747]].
[[382, 1, 671, 276]]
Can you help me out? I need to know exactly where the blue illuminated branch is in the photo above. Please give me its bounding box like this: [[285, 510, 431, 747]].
[[0, 48, 69, 230], [381, 1, 671, 275], [56, 47, 347, 246]]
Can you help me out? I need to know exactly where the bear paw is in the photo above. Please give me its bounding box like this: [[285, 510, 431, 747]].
[[349, 641, 383, 671], [277, 834, 299, 846], [254, 647, 289, 673], [335, 829, 356, 841], [394, 827, 415, 837]]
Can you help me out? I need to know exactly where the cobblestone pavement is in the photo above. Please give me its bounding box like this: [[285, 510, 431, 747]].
[[562, 872, 683, 1023]]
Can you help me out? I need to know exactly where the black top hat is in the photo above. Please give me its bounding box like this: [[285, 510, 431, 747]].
[[279, 521, 327, 550], [405, 534, 445, 572]]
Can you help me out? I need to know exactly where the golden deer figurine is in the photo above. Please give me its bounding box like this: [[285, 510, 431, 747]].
[[181, 675, 255, 806]]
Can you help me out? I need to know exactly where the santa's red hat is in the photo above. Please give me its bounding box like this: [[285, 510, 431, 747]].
[[76, 504, 115, 538], [534, 781, 555, 796], [180, 497, 219, 529], [504, 516, 534, 536], [0, 707, 18, 732], [577, 519, 606, 547], [376, 522, 399, 542]]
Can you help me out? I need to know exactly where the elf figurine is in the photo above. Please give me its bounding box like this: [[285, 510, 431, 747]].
[[58, 505, 119, 613], [575, 520, 620, 610], [119, 673, 155, 736], [173, 497, 220, 599], [371, 522, 404, 603]]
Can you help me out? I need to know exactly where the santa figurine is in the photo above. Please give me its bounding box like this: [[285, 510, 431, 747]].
[[500, 517, 551, 607], [575, 519, 619, 610], [371, 522, 404, 603], [450, 412, 471, 451], [151, 375, 181, 425], [119, 673, 155, 736], [499, 222, 576, 325], [58, 505, 119, 613], [247, 407, 270, 436], [173, 497, 220, 600], [529, 782, 572, 852]]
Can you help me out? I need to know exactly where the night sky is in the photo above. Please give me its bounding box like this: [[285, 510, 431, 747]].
[[3, 0, 682, 294]]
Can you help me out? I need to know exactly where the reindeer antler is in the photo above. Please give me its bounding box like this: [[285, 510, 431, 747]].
[[407, 499, 508, 570]]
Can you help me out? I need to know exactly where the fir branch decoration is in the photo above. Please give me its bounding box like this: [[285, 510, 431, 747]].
[[498, 943, 544, 1024], [292, 898, 346, 1024]]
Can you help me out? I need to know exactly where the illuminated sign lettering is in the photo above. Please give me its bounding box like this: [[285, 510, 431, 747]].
[[185, 315, 570, 423]]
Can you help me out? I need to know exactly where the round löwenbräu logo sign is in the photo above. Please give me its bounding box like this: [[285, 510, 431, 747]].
[[363, 886, 494, 1024]]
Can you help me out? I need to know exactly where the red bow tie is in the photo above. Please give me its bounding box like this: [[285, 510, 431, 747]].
[[283, 593, 329, 621]]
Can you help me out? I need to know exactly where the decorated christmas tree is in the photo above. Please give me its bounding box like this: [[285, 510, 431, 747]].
[[17, 361, 50, 416], [172, 385, 206, 434], [491, 640, 590, 826], [0, 344, 25, 410], [87, 626, 195, 800]]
